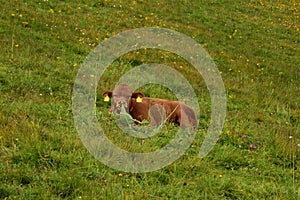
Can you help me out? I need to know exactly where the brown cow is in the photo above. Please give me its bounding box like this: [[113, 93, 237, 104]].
[[102, 84, 198, 130]]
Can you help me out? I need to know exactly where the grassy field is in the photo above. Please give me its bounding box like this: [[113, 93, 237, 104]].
[[0, 0, 299, 199]]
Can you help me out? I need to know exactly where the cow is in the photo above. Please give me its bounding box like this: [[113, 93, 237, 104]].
[[102, 84, 198, 130]]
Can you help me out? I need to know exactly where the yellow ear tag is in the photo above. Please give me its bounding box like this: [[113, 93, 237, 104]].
[[104, 95, 110, 102], [136, 96, 142, 103]]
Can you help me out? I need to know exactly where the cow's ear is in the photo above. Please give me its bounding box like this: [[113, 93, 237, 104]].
[[131, 92, 144, 98], [102, 91, 112, 97], [102, 91, 112, 102], [132, 92, 144, 103]]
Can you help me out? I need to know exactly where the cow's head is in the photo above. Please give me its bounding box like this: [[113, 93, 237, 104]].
[[102, 84, 144, 114]]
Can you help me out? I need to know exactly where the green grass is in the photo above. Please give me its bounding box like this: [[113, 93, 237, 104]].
[[0, 0, 299, 199]]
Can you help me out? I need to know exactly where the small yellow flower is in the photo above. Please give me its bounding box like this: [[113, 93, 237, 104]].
[[11, 13, 16, 17], [49, 9, 54, 13], [15, 44, 19, 48], [118, 173, 123, 177], [219, 174, 223, 178], [73, 63, 78, 67], [15, 138, 19, 141]]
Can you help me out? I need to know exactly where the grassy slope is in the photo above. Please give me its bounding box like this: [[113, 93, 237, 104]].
[[0, 0, 299, 199]]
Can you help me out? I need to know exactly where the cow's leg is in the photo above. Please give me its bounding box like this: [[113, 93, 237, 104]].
[[149, 104, 166, 127]]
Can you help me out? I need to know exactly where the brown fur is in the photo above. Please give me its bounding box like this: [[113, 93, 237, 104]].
[[103, 84, 198, 129]]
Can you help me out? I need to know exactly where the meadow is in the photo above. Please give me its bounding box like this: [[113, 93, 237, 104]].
[[0, 0, 299, 199]]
